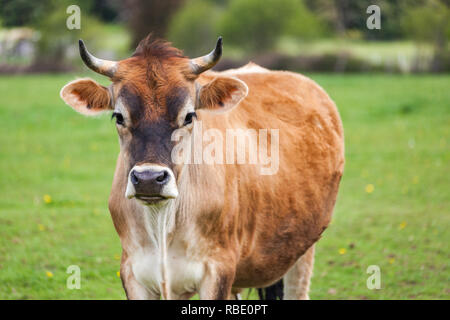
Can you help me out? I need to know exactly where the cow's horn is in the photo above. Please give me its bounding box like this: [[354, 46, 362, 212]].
[[189, 37, 222, 75], [79, 39, 117, 78]]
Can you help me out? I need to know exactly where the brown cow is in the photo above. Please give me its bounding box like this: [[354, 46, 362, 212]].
[[60, 34, 344, 300]]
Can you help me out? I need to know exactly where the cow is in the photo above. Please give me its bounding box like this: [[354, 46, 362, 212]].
[[60, 34, 344, 300]]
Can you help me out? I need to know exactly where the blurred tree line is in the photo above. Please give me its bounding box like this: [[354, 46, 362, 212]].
[[167, 0, 450, 71], [0, 0, 121, 70], [0, 0, 449, 72]]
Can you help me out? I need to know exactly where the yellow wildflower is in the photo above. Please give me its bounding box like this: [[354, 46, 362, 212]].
[[365, 184, 374, 194], [43, 194, 52, 204]]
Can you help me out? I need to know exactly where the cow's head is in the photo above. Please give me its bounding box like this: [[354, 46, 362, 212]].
[[60, 35, 248, 205]]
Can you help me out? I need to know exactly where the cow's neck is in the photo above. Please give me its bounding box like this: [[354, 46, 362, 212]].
[[114, 149, 224, 298], [140, 199, 177, 299], [133, 163, 195, 299]]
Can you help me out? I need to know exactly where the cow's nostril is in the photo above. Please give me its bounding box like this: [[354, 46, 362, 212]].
[[130, 170, 139, 185], [156, 171, 169, 184]]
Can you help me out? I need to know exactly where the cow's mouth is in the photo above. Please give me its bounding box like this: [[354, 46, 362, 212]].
[[135, 194, 168, 204]]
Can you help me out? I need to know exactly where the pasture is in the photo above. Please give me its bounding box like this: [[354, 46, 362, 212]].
[[0, 73, 448, 299]]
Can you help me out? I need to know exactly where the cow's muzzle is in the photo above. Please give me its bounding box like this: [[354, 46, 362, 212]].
[[125, 164, 178, 205]]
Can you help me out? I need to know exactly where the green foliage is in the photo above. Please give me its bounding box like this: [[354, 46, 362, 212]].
[[0, 0, 51, 27], [303, 0, 429, 40], [32, 3, 78, 66], [401, 0, 450, 44], [218, 0, 324, 51], [167, 0, 219, 56], [30, 1, 110, 69], [0, 0, 96, 28], [0, 0, 116, 27], [401, 0, 450, 72]]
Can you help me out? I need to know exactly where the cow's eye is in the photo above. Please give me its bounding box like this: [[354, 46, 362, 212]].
[[112, 112, 124, 126], [184, 112, 196, 126]]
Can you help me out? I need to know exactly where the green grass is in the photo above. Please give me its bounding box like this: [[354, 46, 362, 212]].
[[0, 73, 448, 299]]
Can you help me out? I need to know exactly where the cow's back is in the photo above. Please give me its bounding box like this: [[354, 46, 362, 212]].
[[197, 65, 344, 288]]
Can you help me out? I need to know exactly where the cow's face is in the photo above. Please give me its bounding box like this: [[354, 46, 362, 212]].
[[60, 35, 247, 205]]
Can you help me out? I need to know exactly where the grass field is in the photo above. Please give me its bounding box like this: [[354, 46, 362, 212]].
[[0, 73, 448, 300]]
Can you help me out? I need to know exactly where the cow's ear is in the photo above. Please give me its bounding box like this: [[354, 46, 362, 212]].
[[60, 78, 112, 116], [197, 76, 248, 113]]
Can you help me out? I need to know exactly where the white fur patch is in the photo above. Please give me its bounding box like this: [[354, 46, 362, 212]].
[[131, 241, 205, 298]]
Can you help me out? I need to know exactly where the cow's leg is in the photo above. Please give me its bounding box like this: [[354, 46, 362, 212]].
[[120, 253, 159, 300], [230, 288, 243, 300], [198, 264, 235, 300], [283, 244, 315, 300]]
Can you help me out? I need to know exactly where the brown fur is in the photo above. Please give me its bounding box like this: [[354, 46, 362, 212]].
[[75, 81, 110, 110], [188, 70, 344, 288], [198, 77, 240, 109], [61, 37, 344, 300], [62, 79, 111, 113], [109, 68, 343, 298]]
